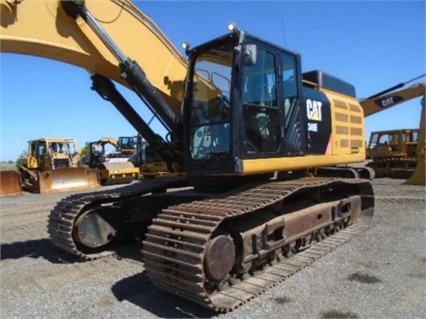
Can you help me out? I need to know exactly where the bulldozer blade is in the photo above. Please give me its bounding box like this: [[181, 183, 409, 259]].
[[36, 168, 101, 194], [0, 171, 23, 197]]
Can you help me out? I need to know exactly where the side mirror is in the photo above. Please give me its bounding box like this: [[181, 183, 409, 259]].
[[243, 44, 257, 66]]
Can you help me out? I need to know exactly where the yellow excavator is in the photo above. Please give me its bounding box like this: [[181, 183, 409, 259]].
[[77, 137, 140, 185], [11, 138, 100, 194], [359, 78, 425, 184], [1, 0, 376, 311]]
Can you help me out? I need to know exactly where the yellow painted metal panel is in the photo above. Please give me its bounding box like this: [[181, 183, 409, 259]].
[[241, 153, 366, 175]]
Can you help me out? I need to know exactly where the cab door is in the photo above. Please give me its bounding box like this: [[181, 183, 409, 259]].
[[240, 44, 305, 159]]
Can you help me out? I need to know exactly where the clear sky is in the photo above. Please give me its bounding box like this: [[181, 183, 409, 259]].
[[0, 0, 425, 161]]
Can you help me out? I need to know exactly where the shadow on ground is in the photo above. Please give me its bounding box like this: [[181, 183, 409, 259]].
[[0, 238, 82, 263], [0, 233, 149, 264], [112, 271, 218, 319]]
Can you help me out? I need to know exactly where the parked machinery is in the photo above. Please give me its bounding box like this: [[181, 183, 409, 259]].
[[78, 137, 139, 185], [129, 135, 185, 179], [116, 135, 138, 154], [366, 128, 419, 178], [1, 0, 375, 311], [18, 138, 100, 194], [360, 78, 425, 184]]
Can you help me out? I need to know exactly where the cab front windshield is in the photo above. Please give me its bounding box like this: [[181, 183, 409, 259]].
[[189, 43, 233, 159]]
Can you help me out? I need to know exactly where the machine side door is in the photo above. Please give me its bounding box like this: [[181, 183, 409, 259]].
[[280, 52, 305, 156], [240, 44, 305, 158]]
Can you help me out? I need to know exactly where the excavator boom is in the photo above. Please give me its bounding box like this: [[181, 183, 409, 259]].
[[360, 82, 425, 117], [1, 0, 188, 171], [1, 0, 186, 128]]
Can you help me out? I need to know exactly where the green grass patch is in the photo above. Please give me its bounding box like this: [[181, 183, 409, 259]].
[[0, 163, 18, 171]]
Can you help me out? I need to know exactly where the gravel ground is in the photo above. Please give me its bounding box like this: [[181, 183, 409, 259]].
[[0, 178, 425, 319]]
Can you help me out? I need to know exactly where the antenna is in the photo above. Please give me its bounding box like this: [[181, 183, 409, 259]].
[[281, 16, 287, 47]]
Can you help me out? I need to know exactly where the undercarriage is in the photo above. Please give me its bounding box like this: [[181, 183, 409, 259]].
[[142, 177, 374, 311], [48, 174, 374, 311]]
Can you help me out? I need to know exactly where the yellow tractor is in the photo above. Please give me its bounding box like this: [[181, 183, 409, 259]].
[[18, 138, 100, 194]]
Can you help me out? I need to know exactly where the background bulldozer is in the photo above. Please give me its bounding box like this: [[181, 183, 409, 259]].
[[16, 138, 100, 194], [77, 137, 140, 185], [366, 128, 420, 178]]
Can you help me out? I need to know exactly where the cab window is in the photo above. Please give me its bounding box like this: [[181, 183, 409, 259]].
[[281, 53, 298, 130], [243, 48, 280, 152]]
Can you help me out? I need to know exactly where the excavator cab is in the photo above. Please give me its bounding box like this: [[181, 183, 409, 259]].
[[183, 31, 365, 187], [26, 139, 71, 170], [117, 136, 137, 154], [183, 33, 302, 181], [26, 138, 76, 170]]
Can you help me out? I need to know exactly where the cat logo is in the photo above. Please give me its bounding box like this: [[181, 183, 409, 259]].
[[306, 99, 322, 121], [375, 95, 403, 108]]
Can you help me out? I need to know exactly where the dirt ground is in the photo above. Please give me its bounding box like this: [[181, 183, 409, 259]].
[[0, 178, 425, 319]]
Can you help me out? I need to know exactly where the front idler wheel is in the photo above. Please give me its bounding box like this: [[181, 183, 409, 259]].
[[204, 235, 235, 288], [73, 206, 119, 251]]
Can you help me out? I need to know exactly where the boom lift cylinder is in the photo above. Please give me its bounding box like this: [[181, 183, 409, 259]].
[[90, 74, 182, 171], [61, 0, 182, 142], [366, 74, 425, 99]]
